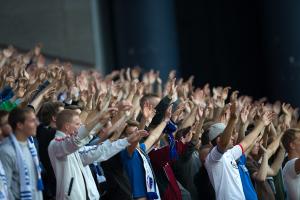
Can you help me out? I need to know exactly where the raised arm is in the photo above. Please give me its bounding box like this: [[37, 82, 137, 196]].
[[218, 101, 238, 152], [144, 105, 172, 152], [240, 111, 275, 152], [49, 112, 107, 158]]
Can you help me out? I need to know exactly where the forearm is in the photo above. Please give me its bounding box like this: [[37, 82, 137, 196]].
[[240, 121, 264, 151], [213, 106, 223, 121], [139, 117, 147, 130], [267, 133, 283, 156], [219, 115, 237, 150], [192, 118, 205, 143], [144, 121, 167, 151], [269, 147, 285, 176], [29, 94, 44, 113], [180, 105, 198, 129], [255, 154, 269, 181], [237, 121, 249, 143]]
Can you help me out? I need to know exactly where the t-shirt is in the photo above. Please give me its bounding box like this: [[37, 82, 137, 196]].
[[282, 158, 300, 200], [205, 145, 245, 200], [120, 143, 147, 198], [237, 154, 258, 200]]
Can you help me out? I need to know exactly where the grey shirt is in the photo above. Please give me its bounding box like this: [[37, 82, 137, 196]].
[[0, 137, 43, 200], [173, 142, 200, 200]]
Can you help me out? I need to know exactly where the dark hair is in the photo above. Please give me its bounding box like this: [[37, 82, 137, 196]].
[[281, 128, 300, 153], [56, 109, 79, 130], [175, 126, 191, 140], [8, 107, 34, 131], [65, 104, 83, 111], [211, 137, 218, 146], [0, 110, 9, 125], [140, 93, 159, 107], [38, 101, 64, 125], [201, 129, 211, 145]]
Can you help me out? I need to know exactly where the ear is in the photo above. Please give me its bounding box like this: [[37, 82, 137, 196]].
[[289, 142, 295, 151], [52, 116, 56, 122], [16, 122, 23, 130]]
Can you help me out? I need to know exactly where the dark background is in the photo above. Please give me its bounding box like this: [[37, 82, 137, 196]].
[[1, 0, 300, 106]]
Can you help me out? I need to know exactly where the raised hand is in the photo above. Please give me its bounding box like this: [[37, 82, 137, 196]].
[[148, 70, 156, 84], [142, 101, 156, 120], [131, 67, 141, 79], [212, 86, 222, 100], [167, 78, 177, 102], [261, 111, 276, 126], [282, 103, 293, 117], [164, 105, 173, 122], [230, 100, 238, 118], [191, 88, 205, 107], [203, 83, 210, 97], [259, 144, 272, 158], [127, 130, 149, 144], [272, 101, 281, 115], [3, 46, 14, 58], [168, 70, 176, 80], [221, 86, 231, 101], [172, 102, 186, 122], [240, 105, 250, 123], [117, 100, 133, 112], [248, 105, 257, 122], [230, 90, 239, 102]]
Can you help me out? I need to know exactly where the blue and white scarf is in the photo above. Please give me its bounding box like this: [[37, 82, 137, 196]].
[[136, 148, 161, 200], [0, 160, 8, 200], [9, 135, 43, 200]]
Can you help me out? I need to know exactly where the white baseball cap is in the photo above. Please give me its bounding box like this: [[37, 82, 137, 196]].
[[208, 123, 226, 141]]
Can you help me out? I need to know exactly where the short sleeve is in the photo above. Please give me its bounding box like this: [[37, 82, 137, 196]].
[[284, 159, 300, 178], [139, 143, 146, 153], [227, 145, 243, 160], [207, 146, 223, 162]]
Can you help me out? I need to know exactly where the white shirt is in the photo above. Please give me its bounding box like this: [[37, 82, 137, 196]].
[[205, 145, 245, 200], [283, 158, 300, 200], [19, 141, 43, 200], [48, 127, 130, 200]]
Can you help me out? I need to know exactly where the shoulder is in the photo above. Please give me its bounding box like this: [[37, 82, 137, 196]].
[[0, 138, 15, 155], [283, 158, 298, 175], [0, 138, 16, 163]]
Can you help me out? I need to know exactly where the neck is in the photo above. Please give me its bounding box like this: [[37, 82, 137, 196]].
[[50, 121, 56, 129], [15, 130, 28, 142], [288, 151, 300, 160]]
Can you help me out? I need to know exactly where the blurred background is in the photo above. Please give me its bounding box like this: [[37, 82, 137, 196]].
[[1, 0, 300, 106]]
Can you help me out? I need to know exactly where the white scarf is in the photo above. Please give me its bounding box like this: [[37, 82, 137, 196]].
[[136, 148, 161, 200], [0, 160, 8, 200], [10, 135, 43, 200]]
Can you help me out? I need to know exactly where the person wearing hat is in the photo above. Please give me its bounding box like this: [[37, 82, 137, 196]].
[[204, 101, 275, 200]]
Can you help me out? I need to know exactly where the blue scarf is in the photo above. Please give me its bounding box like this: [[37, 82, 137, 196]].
[[163, 120, 178, 160]]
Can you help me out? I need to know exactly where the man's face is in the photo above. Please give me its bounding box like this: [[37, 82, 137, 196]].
[[125, 125, 138, 136], [19, 112, 38, 137], [0, 115, 12, 137], [291, 133, 300, 155], [66, 115, 81, 135]]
